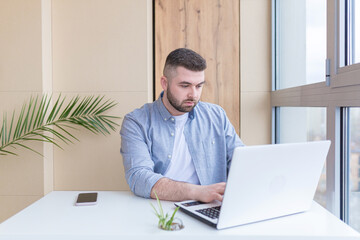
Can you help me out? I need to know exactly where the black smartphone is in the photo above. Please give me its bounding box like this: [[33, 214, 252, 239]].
[[75, 192, 98, 206]]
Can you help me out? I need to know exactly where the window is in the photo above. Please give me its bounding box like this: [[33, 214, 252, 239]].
[[277, 107, 326, 143], [276, 0, 326, 89], [276, 107, 327, 207], [272, 0, 360, 230], [354, 0, 360, 63], [340, 0, 360, 65], [349, 107, 360, 231], [332, 0, 360, 87]]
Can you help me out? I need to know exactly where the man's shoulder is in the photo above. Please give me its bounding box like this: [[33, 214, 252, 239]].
[[124, 102, 156, 121], [196, 101, 226, 115]]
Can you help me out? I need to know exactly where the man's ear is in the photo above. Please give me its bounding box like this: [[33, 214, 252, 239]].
[[160, 76, 168, 91]]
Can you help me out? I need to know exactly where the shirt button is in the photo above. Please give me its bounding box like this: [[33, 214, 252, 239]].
[[170, 118, 174, 121], [170, 132, 174, 136], [164, 118, 167, 121], [212, 140, 215, 144], [168, 154, 172, 159]]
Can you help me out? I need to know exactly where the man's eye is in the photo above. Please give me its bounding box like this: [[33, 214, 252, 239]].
[[197, 85, 203, 89], [180, 85, 189, 88]]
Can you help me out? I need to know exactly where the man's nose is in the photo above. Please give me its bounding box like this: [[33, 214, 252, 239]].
[[188, 86, 197, 99]]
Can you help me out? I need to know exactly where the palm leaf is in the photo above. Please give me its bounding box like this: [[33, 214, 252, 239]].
[[0, 95, 120, 156]]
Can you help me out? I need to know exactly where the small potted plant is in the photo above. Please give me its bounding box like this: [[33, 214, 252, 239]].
[[150, 192, 184, 231]]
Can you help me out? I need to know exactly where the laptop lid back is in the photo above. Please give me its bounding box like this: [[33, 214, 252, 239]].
[[217, 140, 330, 229]]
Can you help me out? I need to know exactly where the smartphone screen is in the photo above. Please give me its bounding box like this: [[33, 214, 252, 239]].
[[75, 192, 98, 206]]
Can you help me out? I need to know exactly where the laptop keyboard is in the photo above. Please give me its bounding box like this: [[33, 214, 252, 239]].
[[181, 201, 205, 207], [196, 206, 221, 219]]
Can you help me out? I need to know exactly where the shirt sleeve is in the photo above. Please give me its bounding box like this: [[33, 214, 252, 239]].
[[220, 108, 245, 170], [120, 115, 164, 198]]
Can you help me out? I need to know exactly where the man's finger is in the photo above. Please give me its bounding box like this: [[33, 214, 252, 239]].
[[215, 193, 223, 202], [215, 183, 226, 194]]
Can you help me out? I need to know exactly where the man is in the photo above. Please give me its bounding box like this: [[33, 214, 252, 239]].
[[120, 48, 244, 202]]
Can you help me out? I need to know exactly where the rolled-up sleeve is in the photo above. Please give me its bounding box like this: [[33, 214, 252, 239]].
[[120, 115, 163, 198]]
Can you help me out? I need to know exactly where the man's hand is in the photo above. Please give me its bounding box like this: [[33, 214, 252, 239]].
[[150, 178, 226, 202], [192, 182, 226, 202]]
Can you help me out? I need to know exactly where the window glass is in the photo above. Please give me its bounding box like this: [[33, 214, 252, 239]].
[[341, 0, 360, 66], [277, 107, 327, 207], [354, 0, 360, 63], [349, 107, 360, 232], [277, 0, 326, 89]]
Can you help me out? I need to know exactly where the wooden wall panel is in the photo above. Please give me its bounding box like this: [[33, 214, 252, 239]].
[[155, 0, 240, 133]]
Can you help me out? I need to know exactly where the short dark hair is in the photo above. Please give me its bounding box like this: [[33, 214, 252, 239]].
[[163, 48, 207, 79]]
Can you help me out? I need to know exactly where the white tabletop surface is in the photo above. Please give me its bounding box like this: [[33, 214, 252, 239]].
[[0, 191, 359, 240]]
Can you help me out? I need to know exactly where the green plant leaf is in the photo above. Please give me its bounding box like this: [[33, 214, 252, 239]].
[[166, 206, 180, 229], [0, 94, 120, 156], [150, 203, 161, 218], [13, 142, 43, 156], [150, 192, 180, 230], [154, 192, 164, 219], [0, 148, 17, 156]]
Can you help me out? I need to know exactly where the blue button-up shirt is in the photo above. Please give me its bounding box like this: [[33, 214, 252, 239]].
[[120, 94, 244, 198]]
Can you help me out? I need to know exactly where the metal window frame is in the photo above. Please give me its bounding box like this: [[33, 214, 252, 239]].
[[340, 107, 350, 223]]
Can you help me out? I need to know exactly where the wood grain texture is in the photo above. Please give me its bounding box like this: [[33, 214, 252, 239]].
[[155, 0, 240, 133]]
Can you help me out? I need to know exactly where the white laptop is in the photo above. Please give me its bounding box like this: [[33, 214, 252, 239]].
[[175, 140, 331, 230]]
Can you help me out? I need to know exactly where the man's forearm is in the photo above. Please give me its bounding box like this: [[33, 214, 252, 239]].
[[150, 178, 195, 201], [150, 178, 226, 202]]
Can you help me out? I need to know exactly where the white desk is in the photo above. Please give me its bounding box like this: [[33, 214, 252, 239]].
[[0, 191, 359, 240]]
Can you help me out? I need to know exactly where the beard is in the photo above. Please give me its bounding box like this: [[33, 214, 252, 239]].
[[166, 88, 198, 113]]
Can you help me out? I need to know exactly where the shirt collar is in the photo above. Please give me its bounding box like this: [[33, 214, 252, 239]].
[[156, 92, 195, 121]]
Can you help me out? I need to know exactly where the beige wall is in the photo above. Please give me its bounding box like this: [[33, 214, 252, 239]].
[[240, 0, 272, 145], [51, 0, 153, 191], [0, 0, 271, 222], [0, 0, 45, 223], [0, 0, 152, 222]]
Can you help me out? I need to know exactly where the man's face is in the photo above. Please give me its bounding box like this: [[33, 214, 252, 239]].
[[162, 66, 205, 116]]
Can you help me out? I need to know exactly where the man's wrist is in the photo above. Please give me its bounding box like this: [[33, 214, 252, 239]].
[[186, 183, 198, 200]]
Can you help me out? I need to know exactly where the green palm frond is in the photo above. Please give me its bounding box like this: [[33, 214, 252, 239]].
[[0, 95, 120, 156]]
